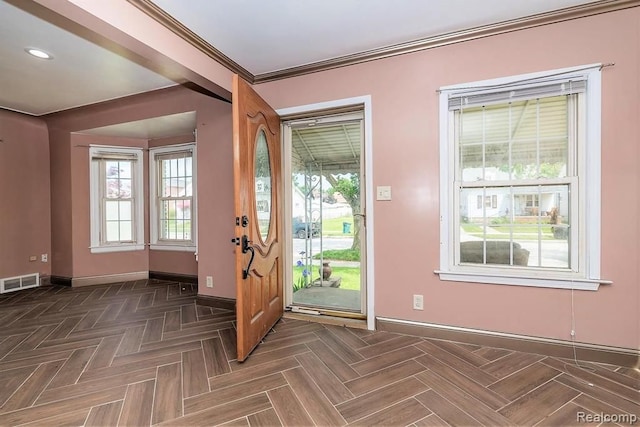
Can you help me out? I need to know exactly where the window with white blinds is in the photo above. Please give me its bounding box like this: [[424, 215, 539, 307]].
[[149, 144, 196, 251], [447, 78, 586, 110], [437, 64, 606, 290], [89, 146, 144, 253]]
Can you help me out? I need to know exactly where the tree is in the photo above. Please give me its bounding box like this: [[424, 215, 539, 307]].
[[502, 162, 565, 179], [327, 174, 361, 251]]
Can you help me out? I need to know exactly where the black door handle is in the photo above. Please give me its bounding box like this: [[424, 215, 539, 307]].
[[241, 235, 255, 279]]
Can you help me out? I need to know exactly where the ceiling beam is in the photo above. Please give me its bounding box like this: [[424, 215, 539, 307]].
[[293, 128, 318, 166], [127, 0, 253, 84], [342, 124, 359, 160], [15, 0, 232, 102]]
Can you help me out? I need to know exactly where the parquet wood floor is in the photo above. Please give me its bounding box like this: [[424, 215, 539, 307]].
[[0, 280, 637, 426]]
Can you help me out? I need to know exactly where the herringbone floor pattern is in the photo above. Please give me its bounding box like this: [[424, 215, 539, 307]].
[[0, 280, 637, 426]]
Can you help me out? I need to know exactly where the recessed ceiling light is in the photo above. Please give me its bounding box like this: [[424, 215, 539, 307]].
[[25, 48, 52, 60]]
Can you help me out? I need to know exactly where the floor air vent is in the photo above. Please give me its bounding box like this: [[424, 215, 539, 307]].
[[0, 273, 39, 294]]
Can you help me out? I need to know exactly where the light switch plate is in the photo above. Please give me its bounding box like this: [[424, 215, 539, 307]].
[[376, 186, 392, 201]]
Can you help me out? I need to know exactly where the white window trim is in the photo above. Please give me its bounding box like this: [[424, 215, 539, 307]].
[[89, 145, 145, 253], [149, 143, 197, 252], [436, 64, 610, 291]]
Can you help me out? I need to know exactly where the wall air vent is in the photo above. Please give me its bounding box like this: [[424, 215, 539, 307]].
[[0, 273, 39, 294]]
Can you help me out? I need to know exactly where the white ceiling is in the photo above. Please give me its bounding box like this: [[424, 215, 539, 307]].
[[0, 0, 601, 136], [152, 0, 599, 75], [0, 0, 176, 117]]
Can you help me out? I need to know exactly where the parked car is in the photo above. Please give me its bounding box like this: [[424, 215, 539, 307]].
[[292, 217, 320, 238]]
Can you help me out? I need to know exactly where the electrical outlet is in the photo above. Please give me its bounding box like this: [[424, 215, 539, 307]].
[[41, 254, 48, 263], [29, 255, 37, 262], [413, 294, 424, 310], [206, 276, 213, 288]]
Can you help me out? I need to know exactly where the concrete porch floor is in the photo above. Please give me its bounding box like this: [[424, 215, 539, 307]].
[[292, 286, 361, 312]]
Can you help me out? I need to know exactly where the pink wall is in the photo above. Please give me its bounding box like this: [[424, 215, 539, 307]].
[[256, 9, 640, 349], [195, 104, 235, 298], [149, 251, 197, 276], [0, 110, 51, 280], [45, 87, 235, 292], [149, 134, 194, 148], [48, 127, 73, 278]]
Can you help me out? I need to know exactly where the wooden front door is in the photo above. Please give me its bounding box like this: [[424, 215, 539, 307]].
[[232, 75, 283, 362]]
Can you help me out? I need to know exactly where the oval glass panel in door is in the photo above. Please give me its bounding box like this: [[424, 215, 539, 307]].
[[255, 129, 271, 241]]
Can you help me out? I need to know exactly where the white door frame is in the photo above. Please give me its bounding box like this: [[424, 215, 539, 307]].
[[277, 95, 375, 330]]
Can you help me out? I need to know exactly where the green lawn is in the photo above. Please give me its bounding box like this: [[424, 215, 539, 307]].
[[292, 266, 360, 291], [471, 234, 556, 240], [320, 216, 354, 236], [461, 223, 483, 233], [313, 249, 360, 261], [492, 224, 554, 234], [462, 223, 555, 240]]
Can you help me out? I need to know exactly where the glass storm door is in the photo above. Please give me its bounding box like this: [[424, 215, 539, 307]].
[[286, 111, 366, 317]]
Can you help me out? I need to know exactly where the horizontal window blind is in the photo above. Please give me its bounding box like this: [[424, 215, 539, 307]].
[[91, 151, 139, 161], [154, 149, 193, 162], [448, 78, 586, 110], [282, 106, 364, 123]]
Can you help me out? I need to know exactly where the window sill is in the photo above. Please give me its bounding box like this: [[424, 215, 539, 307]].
[[90, 244, 145, 254], [150, 244, 196, 252], [434, 270, 611, 291]]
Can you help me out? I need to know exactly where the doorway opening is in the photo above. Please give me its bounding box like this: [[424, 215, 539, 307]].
[[283, 109, 366, 318]]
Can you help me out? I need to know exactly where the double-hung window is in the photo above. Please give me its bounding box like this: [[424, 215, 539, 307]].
[[437, 65, 606, 290], [149, 144, 196, 251], [89, 146, 144, 253]]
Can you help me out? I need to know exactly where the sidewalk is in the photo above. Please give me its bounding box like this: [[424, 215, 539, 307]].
[[308, 259, 360, 268]]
